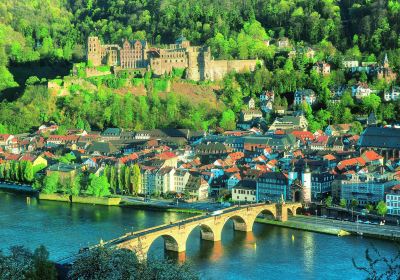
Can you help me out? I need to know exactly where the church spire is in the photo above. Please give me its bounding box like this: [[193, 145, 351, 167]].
[[384, 53, 389, 68]]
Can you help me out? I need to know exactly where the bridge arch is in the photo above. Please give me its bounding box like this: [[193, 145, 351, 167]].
[[222, 213, 252, 232], [145, 233, 186, 259], [185, 222, 219, 242]]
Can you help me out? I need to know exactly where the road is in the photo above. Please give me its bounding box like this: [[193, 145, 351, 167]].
[[121, 196, 224, 211], [289, 216, 400, 238]]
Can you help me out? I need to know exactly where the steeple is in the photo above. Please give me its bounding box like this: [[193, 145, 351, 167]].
[[383, 53, 389, 68]]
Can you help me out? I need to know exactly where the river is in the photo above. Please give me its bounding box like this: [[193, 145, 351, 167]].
[[0, 191, 397, 279]]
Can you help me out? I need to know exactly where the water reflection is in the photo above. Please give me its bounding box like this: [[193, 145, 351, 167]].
[[302, 232, 315, 273], [1, 191, 399, 279]]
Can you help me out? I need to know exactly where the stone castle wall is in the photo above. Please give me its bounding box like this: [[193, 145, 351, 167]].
[[87, 37, 259, 81], [206, 59, 259, 81]]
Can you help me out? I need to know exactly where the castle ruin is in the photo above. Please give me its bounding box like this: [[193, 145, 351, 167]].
[[87, 36, 259, 81]]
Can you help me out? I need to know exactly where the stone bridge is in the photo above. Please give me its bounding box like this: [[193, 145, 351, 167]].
[[100, 202, 302, 260]]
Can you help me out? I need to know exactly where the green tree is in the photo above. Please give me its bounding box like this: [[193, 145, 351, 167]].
[[365, 204, 374, 213], [131, 164, 141, 195], [376, 201, 388, 217], [325, 196, 333, 207], [42, 173, 60, 194], [362, 94, 381, 113], [0, 245, 57, 280], [86, 174, 111, 197], [69, 247, 198, 280], [69, 175, 82, 196], [339, 198, 347, 208], [23, 161, 34, 182], [219, 109, 236, 131]]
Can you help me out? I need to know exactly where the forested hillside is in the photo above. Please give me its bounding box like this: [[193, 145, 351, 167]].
[[0, 0, 400, 133]]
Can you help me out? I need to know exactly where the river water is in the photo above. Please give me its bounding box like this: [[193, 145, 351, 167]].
[[0, 191, 397, 279]]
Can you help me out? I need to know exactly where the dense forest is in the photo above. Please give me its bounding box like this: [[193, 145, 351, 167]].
[[1, 0, 400, 133]]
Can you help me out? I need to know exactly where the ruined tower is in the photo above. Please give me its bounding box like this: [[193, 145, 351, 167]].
[[87, 36, 102, 67]]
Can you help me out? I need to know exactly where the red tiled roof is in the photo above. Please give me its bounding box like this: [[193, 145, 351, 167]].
[[323, 154, 336, 161], [155, 151, 176, 160], [337, 157, 366, 171], [0, 134, 11, 141], [19, 154, 36, 162], [291, 131, 315, 142], [392, 184, 400, 191], [228, 152, 244, 161], [361, 150, 383, 162]]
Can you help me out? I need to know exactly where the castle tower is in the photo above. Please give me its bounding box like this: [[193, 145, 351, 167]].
[[187, 47, 200, 81], [87, 36, 102, 67], [301, 162, 312, 203]]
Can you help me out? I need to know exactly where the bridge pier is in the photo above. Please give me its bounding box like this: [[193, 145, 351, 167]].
[[233, 220, 253, 232], [277, 204, 288, 222], [201, 229, 221, 242]]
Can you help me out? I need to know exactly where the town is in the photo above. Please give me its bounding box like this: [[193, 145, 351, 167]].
[[1, 92, 399, 217]]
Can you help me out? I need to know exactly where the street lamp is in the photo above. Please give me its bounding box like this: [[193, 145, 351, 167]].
[[356, 215, 359, 233], [315, 209, 317, 225]]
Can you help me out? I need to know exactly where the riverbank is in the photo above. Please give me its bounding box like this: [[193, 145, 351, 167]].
[[39, 193, 121, 206], [0, 182, 38, 195], [255, 218, 345, 236]]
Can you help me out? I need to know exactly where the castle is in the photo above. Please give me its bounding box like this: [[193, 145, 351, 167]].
[[87, 36, 259, 81]]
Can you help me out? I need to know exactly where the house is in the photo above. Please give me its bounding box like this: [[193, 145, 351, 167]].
[[277, 37, 290, 49], [256, 172, 289, 202], [0, 134, 14, 147], [87, 142, 118, 155], [46, 163, 81, 185], [291, 131, 315, 145], [274, 106, 286, 115], [174, 169, 190, 193], [37, 124, 59, 135], [358, 127, 400, 160], [232, 180, 257, 202], [100, 128, 122, 141], [326, 136, 344, 152], [140, 166, 157, 195], [269, 115, 308, 132], [47, 135, 79, 146], [227, 172, 241, 190], [294, 89, 316, 106], [337, 157, 366, 172], [340, 172, 399, 205], [352, 82, 371, 99], [384, 86, 400, 102], [343, 60, 359, 68], [243, 97, 255, 109], [309, 135, 329, 150], [155, 167, 175, 194], [260, 90, 274, 113], [154, 151, 178, 168], [185, 174, 209, 200], [325, 124, 353, 136], [313, 62, 331, 75], [304, 47, 315, 59], [19, 155, 47, 169], [240, 109, 263, 122], [360, 150, 384, 166], [386, 185, 400, 216]]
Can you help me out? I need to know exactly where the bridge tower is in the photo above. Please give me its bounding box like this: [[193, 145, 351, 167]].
[[301, 163, 312, 203]]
